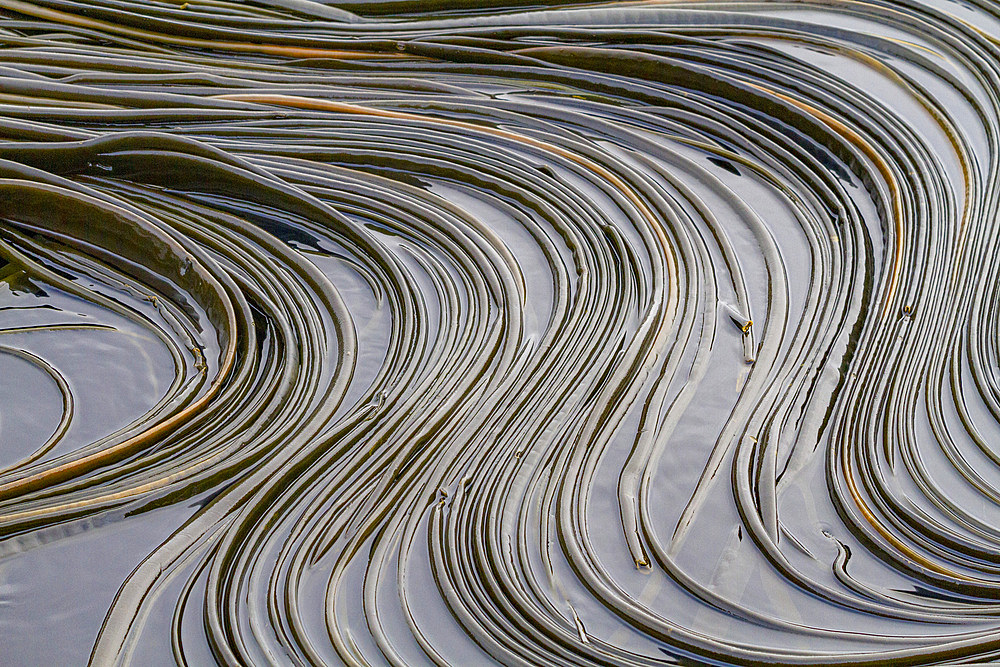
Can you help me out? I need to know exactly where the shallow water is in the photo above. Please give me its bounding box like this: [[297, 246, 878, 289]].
[[2, 0, 1000, 665]]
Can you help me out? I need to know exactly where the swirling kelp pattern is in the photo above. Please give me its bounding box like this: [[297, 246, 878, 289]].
[[2, 0, 1000, 665]]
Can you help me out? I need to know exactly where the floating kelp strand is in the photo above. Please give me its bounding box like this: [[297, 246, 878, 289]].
[[816, 5, 1000, 600], [0, 1, 401, 59], [229, 90, 680, 667], [0, 182, 240, 487], [206, 157, 524, 664], [92, 256, 356, 665], [0, 345, 72, 472], [8, 0, 1000, 664], [0, 154, 354, 540]]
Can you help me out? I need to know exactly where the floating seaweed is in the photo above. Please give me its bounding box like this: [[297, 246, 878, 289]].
[[2, 1, 1000, 665]]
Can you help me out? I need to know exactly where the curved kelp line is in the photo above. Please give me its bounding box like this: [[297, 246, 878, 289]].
[[2, 1, 1000, 665]]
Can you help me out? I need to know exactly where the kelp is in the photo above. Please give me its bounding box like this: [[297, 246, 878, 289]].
[[2, 0, 1000, 665]]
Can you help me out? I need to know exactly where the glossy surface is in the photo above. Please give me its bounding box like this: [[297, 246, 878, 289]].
[[1, 1, 1000, 665]]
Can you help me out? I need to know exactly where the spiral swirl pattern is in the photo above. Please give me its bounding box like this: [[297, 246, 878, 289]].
[[3, 1, 1000, 665]]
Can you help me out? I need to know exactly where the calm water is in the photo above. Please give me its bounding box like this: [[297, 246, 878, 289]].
[[2, 0, 1000, 664]]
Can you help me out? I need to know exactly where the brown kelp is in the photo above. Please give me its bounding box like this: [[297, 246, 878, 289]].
[[2, 0, 1000, 665]]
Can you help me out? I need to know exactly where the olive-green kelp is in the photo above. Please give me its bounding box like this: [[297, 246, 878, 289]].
[[1, 0, 999, 665]]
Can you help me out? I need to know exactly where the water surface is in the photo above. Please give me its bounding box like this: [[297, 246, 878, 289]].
[[2, 0, 1000, 665]]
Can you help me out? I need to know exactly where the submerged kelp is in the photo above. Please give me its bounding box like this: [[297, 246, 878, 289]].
[[1, 0, 1000, 665]]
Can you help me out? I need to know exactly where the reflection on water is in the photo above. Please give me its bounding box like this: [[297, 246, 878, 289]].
[[2, 0, 1000, 664]]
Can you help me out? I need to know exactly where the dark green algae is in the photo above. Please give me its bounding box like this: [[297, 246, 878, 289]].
[[2, 0, 1000, 665]]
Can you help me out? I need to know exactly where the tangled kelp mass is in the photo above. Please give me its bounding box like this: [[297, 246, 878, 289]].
[[4, 0, 1000, 665]]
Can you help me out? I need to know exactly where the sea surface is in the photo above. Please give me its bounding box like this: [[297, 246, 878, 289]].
[[2, 0, 1000, 665]]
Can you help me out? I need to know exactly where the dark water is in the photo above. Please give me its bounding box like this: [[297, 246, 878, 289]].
[[1, 0, 1000, 664]]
